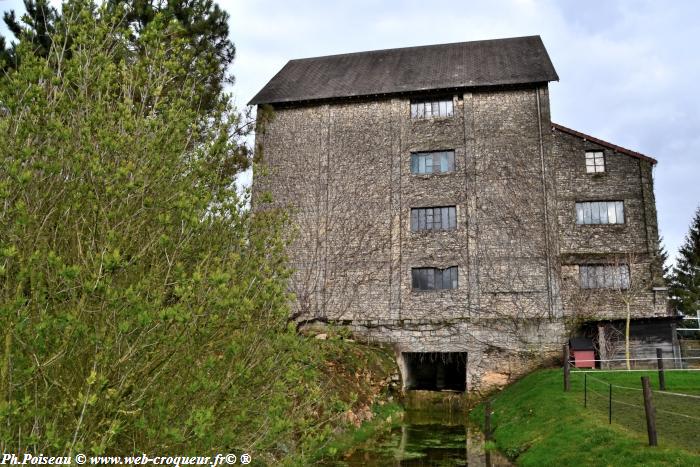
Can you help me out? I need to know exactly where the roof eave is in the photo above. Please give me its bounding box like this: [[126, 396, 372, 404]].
[[552, 122, 657, 165], [249, 79, 556, 106]]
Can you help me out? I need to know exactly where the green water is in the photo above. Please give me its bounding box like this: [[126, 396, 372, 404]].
[[326, 410, 511, 466]]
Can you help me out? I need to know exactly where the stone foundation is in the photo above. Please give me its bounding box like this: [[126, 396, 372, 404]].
[[345, 318, 564, 393]]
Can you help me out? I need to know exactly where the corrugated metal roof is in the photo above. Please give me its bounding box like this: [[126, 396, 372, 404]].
[[249, 36, 558, 105]]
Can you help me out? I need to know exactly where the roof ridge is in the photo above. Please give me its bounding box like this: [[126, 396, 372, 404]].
[[249, 36, 559, 105], [286, 35, 543, 63]]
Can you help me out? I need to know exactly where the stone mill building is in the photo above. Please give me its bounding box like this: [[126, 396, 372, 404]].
[[250, 36, 678, 392]]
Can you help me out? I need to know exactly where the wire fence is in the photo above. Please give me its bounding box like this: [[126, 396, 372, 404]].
[[680, 338, 700, 368], [569, 362, 700, 453], [568, 355, 700, 370]]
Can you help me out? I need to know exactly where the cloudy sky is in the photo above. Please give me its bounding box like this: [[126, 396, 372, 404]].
[[2, 0, 698, 263]]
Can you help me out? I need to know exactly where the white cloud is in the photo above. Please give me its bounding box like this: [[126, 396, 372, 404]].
[[2, 0, 698, 262], [226, 0, 699, 262]]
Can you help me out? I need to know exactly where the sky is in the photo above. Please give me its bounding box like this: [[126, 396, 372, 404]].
[[1, 0, 698, 263]]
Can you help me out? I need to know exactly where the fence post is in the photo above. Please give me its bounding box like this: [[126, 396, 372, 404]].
[[641, 376, 658, 446], [484, 399, 492, 441], [608, 384, 612, 424], [656, 348, 666, 391], [563, 344, 570, 392]]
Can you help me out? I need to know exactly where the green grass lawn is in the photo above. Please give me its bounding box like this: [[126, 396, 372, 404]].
[[572, 369, 700, 454], [470, 369, 700, 466]]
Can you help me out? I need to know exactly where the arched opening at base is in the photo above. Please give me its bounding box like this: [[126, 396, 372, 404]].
[[403, 352, 467, 392]]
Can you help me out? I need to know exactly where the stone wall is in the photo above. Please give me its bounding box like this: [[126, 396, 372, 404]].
[[552, 129, 668, 322], [254, 84, 667, 392], [346, 318, 563, 391]]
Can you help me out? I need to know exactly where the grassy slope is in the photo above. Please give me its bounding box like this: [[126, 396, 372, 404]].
[[470, 369, 700, 466], [574, 370, 699, 453], [281, 337, 400, 465]]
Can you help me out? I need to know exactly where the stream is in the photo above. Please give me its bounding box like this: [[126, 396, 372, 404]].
[[326, 409, 512, 466]]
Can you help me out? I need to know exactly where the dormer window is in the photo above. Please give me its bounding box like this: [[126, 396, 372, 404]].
[[411, 99, 453, 119], [585, 150, 605, 173]]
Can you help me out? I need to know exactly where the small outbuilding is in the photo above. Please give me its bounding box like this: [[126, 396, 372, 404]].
[[570, 338, 596, 369]]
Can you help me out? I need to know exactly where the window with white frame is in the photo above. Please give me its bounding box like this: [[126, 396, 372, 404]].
[[412, 267, 458, 291], [576, 201, 624, 225], [579, 264, 630, 289], [411, 99, 454, 119], [585, 151, 605, 173], [411, 151, 455, 174], [411, 206, 457, 232]]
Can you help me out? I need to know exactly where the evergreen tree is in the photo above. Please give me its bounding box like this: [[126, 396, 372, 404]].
[[1, 0, 234, 112], [656, 235, 671, 283], [107, 0, 236, 111], [0, 0, 290, 454], [670, 206, 700, 318], [0, 0, 60, 70]]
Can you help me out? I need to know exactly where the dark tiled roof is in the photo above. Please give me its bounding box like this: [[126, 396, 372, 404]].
[[249, 36, 558, 105], [552, 123, 657, 165]]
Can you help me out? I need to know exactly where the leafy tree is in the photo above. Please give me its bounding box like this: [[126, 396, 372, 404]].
[[0, 0, 300, 457], [0, 2, 385, 461], [670, 206, 700, 319], [109, 0, 235, 111], [1, 0, 233, 113], [0, 0, 397, 460]]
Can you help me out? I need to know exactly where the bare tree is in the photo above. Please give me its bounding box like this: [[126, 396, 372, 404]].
[[612, 254, 650, 369], [565, 253, 651, 369]]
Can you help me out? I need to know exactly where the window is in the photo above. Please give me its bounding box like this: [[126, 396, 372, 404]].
[[411, 151, 455, 174], [411, 99, 454, 119], [411, 206, 457, 231], [585, 151, 605, 173], [412, 267, 458, 291], [576, 201, 624, 225], [579, 265, 630, 289]]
